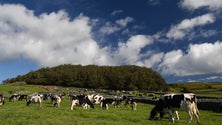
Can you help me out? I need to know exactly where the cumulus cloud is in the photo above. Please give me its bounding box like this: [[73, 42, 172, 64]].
[[138, 52, 164, 68], [180, 0, 222, 11], [159, 41, 222, 76], [0, 4, 155, 68], [99, 17, 134, 35], [166, 13, 215, 40], [0, 4, 106, 67], [114, 35, 154, 65]]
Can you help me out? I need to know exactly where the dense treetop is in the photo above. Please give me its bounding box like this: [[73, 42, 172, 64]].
[[4, 65, 169, 91]]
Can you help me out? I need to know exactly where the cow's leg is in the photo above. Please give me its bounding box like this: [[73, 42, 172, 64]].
[[175, 111, 179, 120], [106, 104, 108, 110], [131, 102, 137, 110], [57, 102, 60, 107], [39, 102, 42, 108], [192, 104, 200, 123], [187, 110, 193, 123], [168, 109, 175, 123], [71, 101, 75, 110]]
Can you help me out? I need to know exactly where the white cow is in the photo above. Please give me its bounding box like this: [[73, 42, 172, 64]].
[[27, 95, 42, 107]]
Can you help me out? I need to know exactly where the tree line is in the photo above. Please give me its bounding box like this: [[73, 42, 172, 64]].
[[3, 64, 169, 91]]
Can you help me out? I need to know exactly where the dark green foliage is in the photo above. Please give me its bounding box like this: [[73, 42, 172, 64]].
[[4, 65, 169, 91]]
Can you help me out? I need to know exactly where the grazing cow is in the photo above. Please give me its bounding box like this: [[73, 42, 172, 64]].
[[100, 98, 115, 110], [53, 95, 61, 107], [9, 94, 20, 102], [93, 94, 104, 104], [27, 95, 42, 107], [123, 96, 137, 110], [70, 94, 94, 110], [18, 94, 28, 101], [113, 96, 123, 108], [149, 93, 200, 123], [0, 94, 5, 106]]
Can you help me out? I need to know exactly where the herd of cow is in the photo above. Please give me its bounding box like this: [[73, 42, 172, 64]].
[[0, 93, 137, 110], [0, 92, 200, 123]]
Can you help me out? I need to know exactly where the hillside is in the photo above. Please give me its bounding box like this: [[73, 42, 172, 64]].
[[3, 65, 169, 91], [170, 82, 222, 98]]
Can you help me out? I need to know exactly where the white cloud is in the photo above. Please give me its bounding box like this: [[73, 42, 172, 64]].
[[199, 29, 217, 38], [138, 52, 164, 67], [111, 10, 123, 16], [206, 76, 219, 80], [159, 41, 222, 76], [99, 22, 120, 35], [114, 35, 154, 65], [116, 17, 134, 27], [0, 4, 156, 68], [0, 4, 106, 67], [180, 0, 222, 11], [166, 13, 215, 40], [99, 17, 134, 35]]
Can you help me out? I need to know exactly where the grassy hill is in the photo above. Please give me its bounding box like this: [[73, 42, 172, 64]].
[[170, 82, 222, 98]]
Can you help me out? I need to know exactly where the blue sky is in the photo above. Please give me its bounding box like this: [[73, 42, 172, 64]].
[[0, 0, 222, 84]]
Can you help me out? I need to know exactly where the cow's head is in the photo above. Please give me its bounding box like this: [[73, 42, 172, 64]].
[[149, 108, 159, 120], [26, 100, 31, 106], [149, 98, 166, 120]]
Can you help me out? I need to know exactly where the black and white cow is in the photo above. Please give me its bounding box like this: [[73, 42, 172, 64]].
[[18, 94, 28, 101], [53, 95, 61, 107], [0, 94, 5, 106], [27, 95, 42, 107], [149, 93, 200, 123], [70, 94, 94, 110], [100, 98, 115, 110], [123, 96, 137, 110], [113, 95, 123, 108], [92, 94, 104, 105], [9, 94, 20, 102]]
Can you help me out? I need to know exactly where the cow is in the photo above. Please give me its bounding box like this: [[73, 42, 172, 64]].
[[53, 95, 61, 107], [70, 94, 94, 110], [113, 95, 123, 108], [93, 94, 104, 105], [27, 95, 42, 107], [0, 94, 5, 106], [18, 94, 28, 101], [100, 98, 115, 110], [9, 94, 20, 102], [149, 93, 200, 123], [123, 96, 137, 110]]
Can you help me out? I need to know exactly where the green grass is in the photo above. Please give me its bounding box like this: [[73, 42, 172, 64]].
[[0, 98, 222, 125], [170, 82, 222, 97], [1, 84, 222, 125]]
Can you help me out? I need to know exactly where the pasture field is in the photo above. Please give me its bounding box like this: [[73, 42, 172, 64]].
[[0, 84, 222, 125], [0, 95, 221, 125], [170, 82, 222, 98]]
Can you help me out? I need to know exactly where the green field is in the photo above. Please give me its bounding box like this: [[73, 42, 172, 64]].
[[0, 98, 222, 125], [170, 82, 222, 98], [0, 84, 222, 125]]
